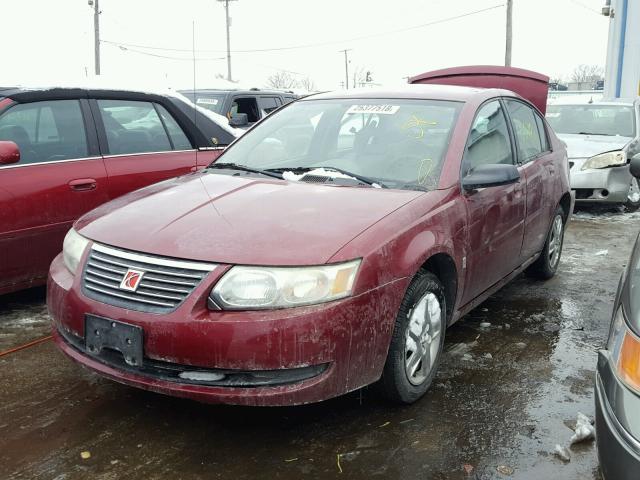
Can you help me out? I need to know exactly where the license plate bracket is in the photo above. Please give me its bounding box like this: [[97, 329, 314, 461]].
[[85, 315, 143, 367]]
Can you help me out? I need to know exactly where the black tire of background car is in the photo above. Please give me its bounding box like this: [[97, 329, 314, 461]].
[[624, 177, 640, 212], [527, 205, 566, 280], [378, 270, 446, 404]]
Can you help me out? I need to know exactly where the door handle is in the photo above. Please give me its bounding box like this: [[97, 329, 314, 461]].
[[69, 178, 97, 191]]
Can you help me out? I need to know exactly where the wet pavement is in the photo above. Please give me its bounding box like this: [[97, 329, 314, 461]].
[[1, 208, 638, 480]]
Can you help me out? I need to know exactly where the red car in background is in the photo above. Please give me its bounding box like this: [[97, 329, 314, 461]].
[[48, 83, 573, 406], [0, 87, 238, 295]]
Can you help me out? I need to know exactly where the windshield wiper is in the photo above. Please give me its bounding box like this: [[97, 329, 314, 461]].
[[576, 131, 613, 136], [208, 163, 283, 180], [270, 166, 387, 188]]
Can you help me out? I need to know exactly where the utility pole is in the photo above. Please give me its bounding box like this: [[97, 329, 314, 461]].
[[505, 0, 513, 67], [340, 49, 351, 89], [217, 0, 237, 82], [89, 0, 101, 75]]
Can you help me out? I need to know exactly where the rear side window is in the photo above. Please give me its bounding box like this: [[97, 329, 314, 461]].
[[535, 114, 550, 151], [97, 100, 190, 155], [258, 97, 282, 116], [464, 100, 514, 175], [505, 99, 544, 163], [156, 105, 192, 150], [0, 100, 88, 165]]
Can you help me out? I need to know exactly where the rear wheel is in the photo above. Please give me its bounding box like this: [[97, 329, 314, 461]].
[[528, 206, 565, 279], [379, 271, 446, 404], [624, 177, 640, 212]]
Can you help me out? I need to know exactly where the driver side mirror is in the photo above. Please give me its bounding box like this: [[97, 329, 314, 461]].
[[631, 153, 640, 178], [229, 112, 249, 127], [462, 164, 520, 191], [0, 141, 20, 165]]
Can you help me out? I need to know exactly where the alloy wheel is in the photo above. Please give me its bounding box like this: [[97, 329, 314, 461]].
[[548, 215, 563, 268], [404, 292, 442, 386]]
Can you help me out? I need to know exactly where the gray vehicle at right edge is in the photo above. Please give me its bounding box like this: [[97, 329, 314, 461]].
[[546, 98, 640, 210], [596, 153, 640, 480]]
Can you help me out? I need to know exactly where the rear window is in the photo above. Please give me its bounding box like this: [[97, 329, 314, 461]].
[[546, 104, 636, 137]]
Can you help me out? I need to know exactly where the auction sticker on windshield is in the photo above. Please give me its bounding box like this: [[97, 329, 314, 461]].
[[197, 98, 219, 105], [347, 104, 400, 115]]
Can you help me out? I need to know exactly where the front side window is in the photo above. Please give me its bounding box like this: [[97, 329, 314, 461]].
[[98, 100, 180, 155], [0, 100, 88, 165], [215, 98, 462, 191], [505, 99, 544, 163], [464, 100, 514, 176], [230, 97, 260, 123], [546, 104, 636, 138]]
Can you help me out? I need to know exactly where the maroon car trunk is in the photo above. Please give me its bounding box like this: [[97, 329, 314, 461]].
[[408, 65, 550, 114]]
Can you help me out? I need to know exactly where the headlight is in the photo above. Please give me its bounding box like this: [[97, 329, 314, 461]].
[[62, 228, 90, 275], [210, 260, 361, 310], [607, 306, 640, 393], [581, 151, 626, 170]]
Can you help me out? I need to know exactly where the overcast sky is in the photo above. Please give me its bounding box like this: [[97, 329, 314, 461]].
[[1, 0, 609, 91]]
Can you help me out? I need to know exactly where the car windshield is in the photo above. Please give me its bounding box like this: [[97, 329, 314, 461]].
[[546, 104, 636, 137], [182, 93, 226, 114], [212, 98, 462, 190]]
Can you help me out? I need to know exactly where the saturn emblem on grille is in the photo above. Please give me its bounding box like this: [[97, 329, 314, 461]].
[[120, 269, 145, 292]]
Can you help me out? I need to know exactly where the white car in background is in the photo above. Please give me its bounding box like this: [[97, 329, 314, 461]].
[[546, 98, 640, 210]]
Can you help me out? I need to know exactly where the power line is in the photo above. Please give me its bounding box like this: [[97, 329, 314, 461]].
[[100, 4, 505, 55], [104, 42, 226, 61]]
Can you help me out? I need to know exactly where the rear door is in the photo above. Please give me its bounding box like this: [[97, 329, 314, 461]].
[[461, 99, 526, 304], [92, 98, 196, 199], [504, 98, 555, 259], [0, 98, 108, 292]]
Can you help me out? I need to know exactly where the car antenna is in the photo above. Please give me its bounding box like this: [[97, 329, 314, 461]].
[[192, 20, 197, 137]]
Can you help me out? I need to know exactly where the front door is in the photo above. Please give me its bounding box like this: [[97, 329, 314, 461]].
[[461, 99, 526, 304], [0, 98, 109, 292], [92, 99, 197, 200]]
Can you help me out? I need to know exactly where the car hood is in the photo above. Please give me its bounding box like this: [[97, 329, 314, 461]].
[[76, 173, 423, 266], [558, 133, 632, 159]]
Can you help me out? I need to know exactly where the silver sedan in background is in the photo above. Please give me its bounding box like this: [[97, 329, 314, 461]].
[[546, 98, 640, 210]]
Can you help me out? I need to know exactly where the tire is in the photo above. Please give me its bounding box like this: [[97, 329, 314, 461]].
[[624, 176, 640, 212], [528, 205, 565, 280], [378, 270, 446, 404]]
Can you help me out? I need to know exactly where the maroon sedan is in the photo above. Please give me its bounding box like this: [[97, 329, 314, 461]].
[[0, 87, 235, 295], [48, 84, 573, 405]]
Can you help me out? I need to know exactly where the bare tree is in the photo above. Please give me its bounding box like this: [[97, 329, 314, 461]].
[[571, 64, 604, 83], [266, 71, 298, 90], [550, 76, 564, 85], [297, 76, 316, 92]]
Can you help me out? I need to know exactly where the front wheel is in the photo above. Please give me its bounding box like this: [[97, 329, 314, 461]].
[[378, 270, 446, 404], [624, 177, 640, 212], [528, 206, 565, 279]]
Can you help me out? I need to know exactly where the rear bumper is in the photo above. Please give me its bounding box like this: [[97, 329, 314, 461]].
[[48, 253, 406, 406], [595, 351, 640, 479], [571, 164, 632, 204]]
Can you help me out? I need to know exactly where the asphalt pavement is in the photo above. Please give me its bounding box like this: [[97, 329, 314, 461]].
[[1, 208, 638, 480]]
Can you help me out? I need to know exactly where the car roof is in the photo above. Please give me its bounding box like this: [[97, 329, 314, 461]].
[[181, 88, 296, 96], [548, 97, 637, 107], [301, 84, 518, 103]]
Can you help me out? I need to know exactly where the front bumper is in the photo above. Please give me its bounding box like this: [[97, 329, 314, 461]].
[[47, 253, 407, 406], [570, 161, 632, 204], [595, 350, 640, 479]]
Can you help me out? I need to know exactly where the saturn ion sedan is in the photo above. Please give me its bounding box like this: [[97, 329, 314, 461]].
[[48, 84, 573, 405]]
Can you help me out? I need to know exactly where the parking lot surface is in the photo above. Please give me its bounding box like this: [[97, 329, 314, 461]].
[[1, 209, 638, 480]]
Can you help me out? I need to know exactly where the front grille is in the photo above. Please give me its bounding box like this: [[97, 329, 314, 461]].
[[82, 244, 217, 313]]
